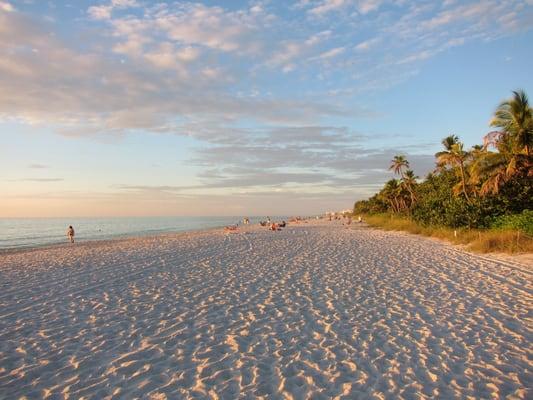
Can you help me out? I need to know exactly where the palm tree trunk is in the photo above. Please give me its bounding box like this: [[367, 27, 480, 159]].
[[459, 162, 471, 202], [399, 197, 407, 212], [393, 197, 401, 213], [407, 185, 416, 205]]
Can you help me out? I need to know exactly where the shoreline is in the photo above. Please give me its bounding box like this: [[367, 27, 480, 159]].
[[0, 224, 236, 256], [0, 215, 274, 254], [0, 217, 303, 256], [2, 219, 531, 265]]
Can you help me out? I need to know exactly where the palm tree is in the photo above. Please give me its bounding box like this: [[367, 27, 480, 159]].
[[490, 89, 533, 156], [469, 152, 512, 195], [467, 145, 485, 198], [439, 135, 459, 153], [470, 143, 532, 195], [380, 179, 401, 213], [435, 135, 471, 202], [389, 155, 409, 178], [470, 90, 533, 195], [402, 169, 418, 205]]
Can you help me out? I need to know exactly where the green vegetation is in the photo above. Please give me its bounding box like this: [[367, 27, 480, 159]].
[[363, 214, 533, 254], [491, 210, 533, 236], [354, 90, 533, 253]]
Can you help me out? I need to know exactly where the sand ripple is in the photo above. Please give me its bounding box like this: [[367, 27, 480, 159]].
[[0, 223, 531, 399]]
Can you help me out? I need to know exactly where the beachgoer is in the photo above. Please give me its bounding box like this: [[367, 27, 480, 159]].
[[67, 225, 75, 243], [358, 216, 362, 223]]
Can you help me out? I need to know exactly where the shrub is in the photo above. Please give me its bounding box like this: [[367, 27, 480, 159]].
[[491, 210, 533, 235], [363, 213, 533, 254]]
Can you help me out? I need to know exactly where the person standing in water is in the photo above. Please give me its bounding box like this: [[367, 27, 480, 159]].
[[67, 225, 75, 243]]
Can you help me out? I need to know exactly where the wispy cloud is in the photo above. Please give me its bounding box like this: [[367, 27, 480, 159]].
[[88, 0, 139, 21], [0, 8, 345, 138], [317, 46, 345, 59], [187, 125, 436, 192], [354, 37, 380, 51], [16, 178, 63, 182], [1, 0, 531, 204], [108, 1, 272, 55], [2, 0, 529, 136], [309, 0, 348, 16]]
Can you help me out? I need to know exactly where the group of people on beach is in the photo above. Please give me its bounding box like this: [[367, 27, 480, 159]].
[[257, 217, 287, 231], [66, 214, 361, 243], [268, 221, 286, 231], [327, 214, 363, 225]]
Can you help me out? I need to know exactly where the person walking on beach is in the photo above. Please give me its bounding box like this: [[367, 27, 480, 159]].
[[67, 225, 75, 243]]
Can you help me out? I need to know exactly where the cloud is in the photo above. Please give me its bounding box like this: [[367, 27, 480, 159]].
[[396, 50, 433, 65], [2, 187, 366, 217], [1, 0, 531, 204], [112, 0, 139, 6], [28, 164, 49, 169], [317, 46, 345, 59], [143, 43, 201, 71], [0, 9, 346, 139], [357, 0, 383, 14], [326, 0, 532, 91], [88, 5, 112, 20], [2, 0, 528, 138], [88, 0, 139, 20], [354, 37, 380, 51], [107, 2, 272, 55], [17, 178, 63, 182], [309, 0, 348, 16], [0, 1, 14, 12], [117, 184, 190, 193], [267, 30, 332, 71], [305, 0, 383, 16], [186, 125, 436, 192]]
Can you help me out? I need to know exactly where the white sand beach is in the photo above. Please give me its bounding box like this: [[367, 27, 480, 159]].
[[0, 221, 531, 399]]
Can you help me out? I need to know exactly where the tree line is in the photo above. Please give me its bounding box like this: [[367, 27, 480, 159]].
[[354, 90, 533, 230]]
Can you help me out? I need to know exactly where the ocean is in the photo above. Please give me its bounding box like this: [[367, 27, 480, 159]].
[[0, 216, 262, 250]]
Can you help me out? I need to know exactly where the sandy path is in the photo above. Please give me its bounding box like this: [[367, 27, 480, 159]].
[[0, 223, 531, 399]]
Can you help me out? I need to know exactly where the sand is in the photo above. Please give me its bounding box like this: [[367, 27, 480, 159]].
[[0, 221, 531, 399]]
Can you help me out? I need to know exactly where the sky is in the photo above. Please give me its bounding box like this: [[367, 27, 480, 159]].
[[1, 0, 532, 217]]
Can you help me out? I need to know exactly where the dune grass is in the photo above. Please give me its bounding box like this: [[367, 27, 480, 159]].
[[363, 214, 533, 254]]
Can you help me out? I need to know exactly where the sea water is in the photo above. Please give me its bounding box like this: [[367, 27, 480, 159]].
[[0, 216, 261, 250]]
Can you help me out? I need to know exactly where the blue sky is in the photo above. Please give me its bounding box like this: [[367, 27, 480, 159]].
[[1, 0, 532, 217]]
